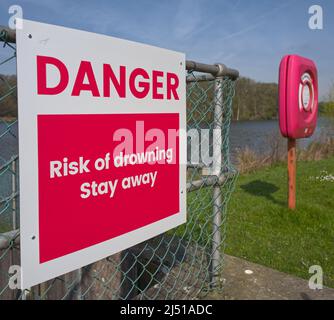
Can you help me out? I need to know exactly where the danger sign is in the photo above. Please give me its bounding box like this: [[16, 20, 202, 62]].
[[17, 20, 186, 289]]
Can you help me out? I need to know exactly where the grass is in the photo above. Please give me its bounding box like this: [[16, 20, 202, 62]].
[[0, 223, 10, 233], [1, 156, 333, 289], [225, 157, 334, 287]]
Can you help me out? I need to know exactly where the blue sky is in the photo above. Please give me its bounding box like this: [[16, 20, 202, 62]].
[[0, 0, 333, 99]]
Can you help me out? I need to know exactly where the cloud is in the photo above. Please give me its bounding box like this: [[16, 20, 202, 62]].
[[218, 0, 297, 42], [172, 0, 203, 39]]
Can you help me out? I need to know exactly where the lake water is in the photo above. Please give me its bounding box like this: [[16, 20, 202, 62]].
[[229, 117, 334, 159], [0, 117, 333, 165]]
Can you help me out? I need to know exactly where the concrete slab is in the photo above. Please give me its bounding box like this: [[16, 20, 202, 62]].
[[207, 255, 334, 300]]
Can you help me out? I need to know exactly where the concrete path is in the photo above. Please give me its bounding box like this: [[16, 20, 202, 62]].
[[207, 255, 334, 300]]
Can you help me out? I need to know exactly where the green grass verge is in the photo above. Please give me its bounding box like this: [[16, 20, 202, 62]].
[[225, 157, 334, 287]]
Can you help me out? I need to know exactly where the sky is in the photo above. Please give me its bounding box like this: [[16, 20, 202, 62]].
[[0, 0, 333, 99]]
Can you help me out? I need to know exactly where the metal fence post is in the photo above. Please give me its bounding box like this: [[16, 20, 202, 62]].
[[10, 159, 17, 299], [11, 159, 17, 230], [211, 76, 224, 287]]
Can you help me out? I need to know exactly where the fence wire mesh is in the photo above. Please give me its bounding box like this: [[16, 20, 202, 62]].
[[0, 28, 238, 300]]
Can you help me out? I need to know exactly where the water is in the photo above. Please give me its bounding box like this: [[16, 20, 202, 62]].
[[229, 117, 334, 158], [0, 117, 333, 166]]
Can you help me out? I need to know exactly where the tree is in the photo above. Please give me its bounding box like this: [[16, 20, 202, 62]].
[[0, 74, 17, 118], [319, 83, 334, 117], [233, 77, 278, 121]]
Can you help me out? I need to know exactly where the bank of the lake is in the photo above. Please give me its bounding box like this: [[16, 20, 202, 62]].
[[225, 157, 334, 288]]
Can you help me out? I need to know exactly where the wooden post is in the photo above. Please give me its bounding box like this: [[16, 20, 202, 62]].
[[288, 138, 296, 210]]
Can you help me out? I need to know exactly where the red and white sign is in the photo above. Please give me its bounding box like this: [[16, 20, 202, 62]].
[[16, 20, 186, 289]]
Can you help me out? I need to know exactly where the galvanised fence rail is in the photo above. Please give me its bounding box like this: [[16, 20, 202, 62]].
[[0, 26, 238, 300]]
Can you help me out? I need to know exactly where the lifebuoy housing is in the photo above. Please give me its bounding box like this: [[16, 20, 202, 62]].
[[279, 55, 318, 139]]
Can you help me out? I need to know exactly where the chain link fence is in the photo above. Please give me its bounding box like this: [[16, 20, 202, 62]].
[[0, 27, 238, 300]]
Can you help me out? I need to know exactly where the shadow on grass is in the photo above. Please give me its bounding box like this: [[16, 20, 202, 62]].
[[240, 180, 285, 206]]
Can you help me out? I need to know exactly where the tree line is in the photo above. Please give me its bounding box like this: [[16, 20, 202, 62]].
[[187, 76, 279, 122], [319, 83, 334, 117], [233, 77, 278, 120], [1, 74, 333, 120]]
